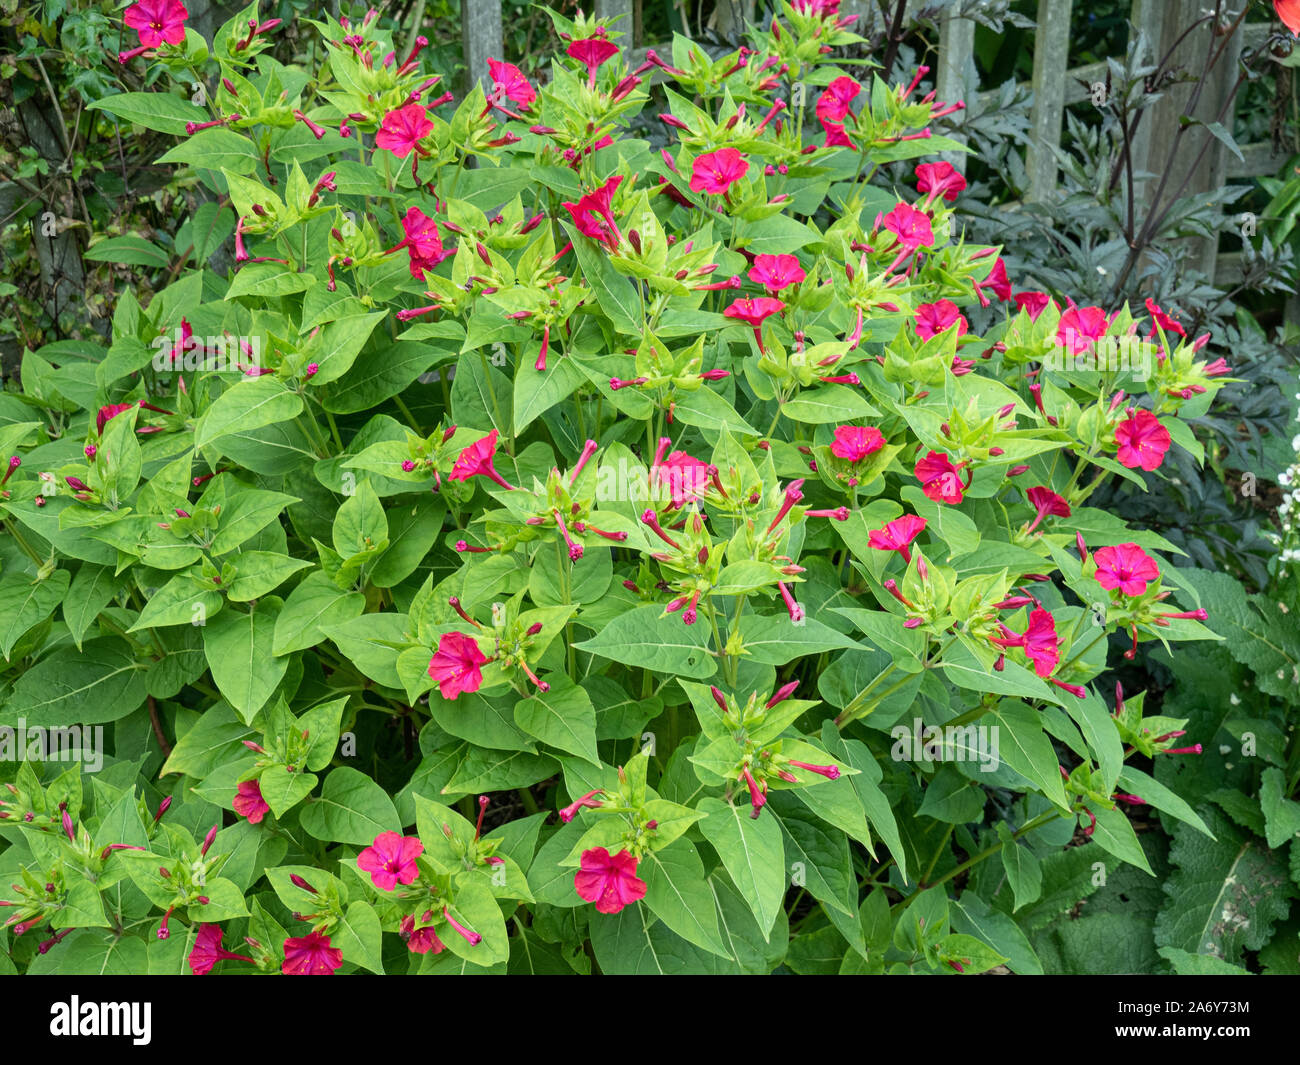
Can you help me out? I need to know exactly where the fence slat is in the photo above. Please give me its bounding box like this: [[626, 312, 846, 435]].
[[1129, 0, 1245, 276], [462, 0, 503, 93], [1026, 0, 1073, 202], [935, 10, 975, 170], [595, 0, 636, 35]]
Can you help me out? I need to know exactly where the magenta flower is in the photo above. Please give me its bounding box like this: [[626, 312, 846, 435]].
[[449, 429, 517, 490], [653, 450, 711, 508], [821, 119, 854, 149], [487, 58, 536, 107], [1025, 486, 1071, 533], [880, 203, 935, 252], [1093, 543, 1160, 597], [1056, 305, 1111, 355], [282, 931, 343, 976], [1021, 609, 1060, 679], [188, 924, 254, 975], [427, 632, 489, 700], [723, 296, 785, 343], [690, 148, 750, 195], [562, 175, 624, 251], [1143, 298, 1186, 339], [357, 831, 424, 891], [375, 103, 434, 157], [914, 450, 965, 505], [979, 258, 1012, 301], [123, 0, 188, 47], [914, 299, 968, 340], [384, 206, 453, 280], [97, 401, 143, 435], [868, 515, 927, 563], [749, 253, 806, 293], [915, 161, 967, 204], [574, 847, 647, 914], [815, 76, 860, 124], [1014, 290, 1052, 320], [1276, 0, 1300, 36], [831, 425, 885, 462], [567, 36, 619, 86], [1114, 409, 1171, 472], [232, 779, 269, 824]]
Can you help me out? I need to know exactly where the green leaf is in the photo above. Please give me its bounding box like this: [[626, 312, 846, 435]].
[[89, 92, 207, 135], [195, 377, 305, 450], [574, 605, 717, 678], [997, 825, 1042, 911], [335, 901, 386, 974], [697, 797, 785, 939], [641, 840, 731, 959], [1090, 804, 1154, 875], [739, 614, 859, 665], [203, 600, 287, 722], [1260, 767, 1300, 851], [1155, 807, 1291, 964], [513, 676, 600, 764], [0, 568, 70, 661], [300, 766, 400, 845], [1, 637, 146, 728]]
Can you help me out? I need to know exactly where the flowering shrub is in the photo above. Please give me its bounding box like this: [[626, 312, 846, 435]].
[[0, 1, 1248, 975]]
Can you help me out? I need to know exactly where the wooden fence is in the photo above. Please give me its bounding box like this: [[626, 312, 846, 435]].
[[465, 0, 1294, 294]]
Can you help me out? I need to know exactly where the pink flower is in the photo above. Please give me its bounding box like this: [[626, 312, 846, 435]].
[[123, 0, 188, 47], [793, 0, 843, 14], [487, 58, 536, 106], [1275, 0, 1300, 36], [97, 402, 136, 435], [1025, 486, 1071, 533], [749, 253, 806, 293], [979, 258, 1012, 301], [375, 103, 434, 157], [1014, 291, 1052, 320], [831, 425, 885, 462], [188, 924, 254, 975], [723, 296, 784, 329], [1056, 305, 1111, 355], [880, 203, 934, 252], [357, 831, 424, 891], [914, 299, 968, 340], [449, 429, 517, 490], [1093, 542, 1160, 597], [914, 450, 965, 504], [1114, 409, 1171, 472], [1144, 298, 1186, 339], [989, 607, 1060, 678], [282, 931, 343, 975], [567, 36, 619, 86], [820, 119, 854, 149], [815, 76, 860, 124], [915, 161, 966, 203], [868, 515, 927, 563], [653, 450, 711, 508], [387, 206, 453, 280], [574, 847, 647, 914], [406, 924, 446, 955], [232, 779, 269, 824], [690, 148, 749, 195], [1021, 608, 1060, 679], [562, 175, 624, 251], [427, 632, 489, 700]]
